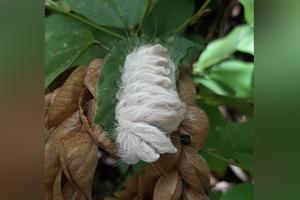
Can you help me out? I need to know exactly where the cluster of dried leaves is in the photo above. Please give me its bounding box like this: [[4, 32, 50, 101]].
[[45, 59, 115, 200], [44, 59, 210, 200]]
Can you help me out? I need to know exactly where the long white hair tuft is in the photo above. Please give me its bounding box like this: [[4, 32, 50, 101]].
[[115, 44, 186, 164]]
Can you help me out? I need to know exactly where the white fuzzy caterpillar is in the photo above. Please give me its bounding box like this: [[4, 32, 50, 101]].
[[115, 44, 186, 164]]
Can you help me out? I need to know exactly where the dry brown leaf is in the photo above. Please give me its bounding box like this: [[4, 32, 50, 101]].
[[177, 147, 206, 194], [79, 93, 116, 156], [59, 129, 98, 200], [137, 169, 158, 200], [53, 170, 63, 200], [44, 112, 81, 200], [179, 106, 209, 149], [112, 175, 138, 200], [62, 181, 87, 200], [182, 186, 209, 200], [47, 67, 87, 128], [153, 170, 182, 200], [84, 59, 104, 98], [184, 147, 210, 191], [146, 138, 181, 177], [62, 181, 76, 200], [45, 88, 60, 115], [178, 72, 196, 106]]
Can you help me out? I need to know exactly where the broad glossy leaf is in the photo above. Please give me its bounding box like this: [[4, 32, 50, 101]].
[[197, 87, 254, 117], [209, 191, 222, 200], [194, 25, 254, 72], [66, 0, 148, 29], [162, 35, 204, 79], [220, 183, 254, 200], [201, 105, 254, 174], [45, 14, 120, 66], [143, 0, 195, 36], [194, 60, 254, 99], [239, 0, 254, 27], [162, 35, 204, 66], [45, 29, 94, 88], [94, 37, 140, 136]]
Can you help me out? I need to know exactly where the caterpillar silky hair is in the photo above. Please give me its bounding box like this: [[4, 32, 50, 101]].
[[115, 44, 186, 164]]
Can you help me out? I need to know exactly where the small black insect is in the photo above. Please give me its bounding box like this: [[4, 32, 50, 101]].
[[180, 134, 191, 145]]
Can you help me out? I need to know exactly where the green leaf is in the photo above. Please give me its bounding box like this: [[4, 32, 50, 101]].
[[209, 191, 223, 200], [194, 60, 254, 99], [194, 25, 254, 72], [143, 0, 195, 36], [161, 35, 204, 66], [66, 0, 148, 29], [239, 0, 254, 27], [220, 183, 254, 200], [45, 29, 95, 88], [201, 105, 254, 174], [45, 14, 121, 66], [203, 152, 228, 177], [45, 0, 71, 13], [94, 37, 143, 136], [197, 89, 254, 117]]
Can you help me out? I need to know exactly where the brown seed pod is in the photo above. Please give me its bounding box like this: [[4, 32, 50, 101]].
[[179, 106, 209, 149]]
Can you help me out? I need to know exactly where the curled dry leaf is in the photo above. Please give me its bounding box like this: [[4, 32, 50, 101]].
[[79, 92, 116, 156], [59, 128, 98, 200], [184, 146, 210, 191], [153, 170, 182, 200], [182, 186, 209, 200], [44, 112, 81, 200], [47, 67, 87, 128], [62, 181, 76, 200], [137, 169, 158, 200], [145, 138, 181, 177], [111, 176, 138, 200], [53, 170, 63, 200], [178, 72, 197, 106], [45, 88, 60, 115], [84, 59, 104, 98], [179, 106, 209, 149], [177, 147, 206, 194]]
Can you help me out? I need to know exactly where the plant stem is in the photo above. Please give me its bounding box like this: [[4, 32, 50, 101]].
[[93, 40, 111, 52], [137, 0, 160, 33], [202, 150, 253, 173], [45, 2, 125, 40], [175, 0, 211, 33], [67, 12, 125, 40]]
